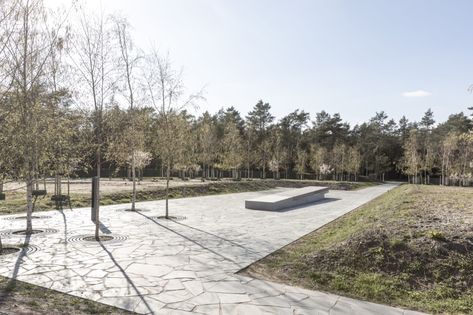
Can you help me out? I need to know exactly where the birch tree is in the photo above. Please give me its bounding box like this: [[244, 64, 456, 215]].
[[113, 16, 144, 211], [268, 127, 286, 179], [0, 0, 16, 251], [0, 0, 18, 203], [309, 145, 327, 180], [196, 112, 216, 179], [143, 50, 202, 218], [69, 7, 117, 239], [332, 142, 346, 181], [346, 146, 362, 181], [3, 0, 68, 233], [402, 129, 421, 183], [294, 147, 308, 180], [219, 120, 243, 179]]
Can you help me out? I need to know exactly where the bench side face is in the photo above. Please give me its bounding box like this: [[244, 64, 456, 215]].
[[245, 187, 328, 210]]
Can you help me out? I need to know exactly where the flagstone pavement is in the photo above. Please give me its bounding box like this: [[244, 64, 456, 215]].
[[0, 183, 426, 314]]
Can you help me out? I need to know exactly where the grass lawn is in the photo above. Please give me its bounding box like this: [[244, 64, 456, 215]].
[[241, 184, 473, 314], [0, 179, 377, 215], [0, 275, 134, 315]]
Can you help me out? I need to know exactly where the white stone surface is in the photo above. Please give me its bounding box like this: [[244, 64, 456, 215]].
[[0, 183, 426, 314], [245, 186, 329, 210]]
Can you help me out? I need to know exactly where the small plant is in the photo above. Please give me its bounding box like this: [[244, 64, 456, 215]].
[[310, 272, 332, 285], [427, 230, 446, 241], [389, 239, 407, 250], [406, 260, 423, 274]]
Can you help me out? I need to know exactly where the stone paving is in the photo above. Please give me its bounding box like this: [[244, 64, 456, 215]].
[[0, 184, 426, 314]]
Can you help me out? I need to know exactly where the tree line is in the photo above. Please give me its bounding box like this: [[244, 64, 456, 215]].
[[0, 1, 472, 236]]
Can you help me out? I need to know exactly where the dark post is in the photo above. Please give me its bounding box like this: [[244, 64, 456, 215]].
[[91, 177, 99, 240]]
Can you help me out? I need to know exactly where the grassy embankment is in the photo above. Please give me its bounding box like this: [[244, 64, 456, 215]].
[[0, 179, 377, 215], [242, 184, 473, 314], [0, 275, 134, 315]]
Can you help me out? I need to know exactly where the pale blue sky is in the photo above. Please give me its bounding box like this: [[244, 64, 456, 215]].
[[53, 0, 473, 124]]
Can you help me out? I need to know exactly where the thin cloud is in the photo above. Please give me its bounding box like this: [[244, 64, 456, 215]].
[[402, 90, 431, 98]]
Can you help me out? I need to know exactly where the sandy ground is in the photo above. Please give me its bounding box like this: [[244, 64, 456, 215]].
[[3, 178, 218, 195]]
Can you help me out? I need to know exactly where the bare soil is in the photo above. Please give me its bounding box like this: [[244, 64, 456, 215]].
[[0, 276, 135, 315]]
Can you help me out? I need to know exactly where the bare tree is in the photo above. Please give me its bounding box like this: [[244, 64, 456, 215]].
[[402, 129, 421, 184], [346, 146, 362, 181], [68, 6, 117, 239], [0, 0, 19, 252], [219, 120, 243, 179], [114, 16, 143, 211], [196, 113, 216, 180], [294, 146, 308, 180], [309, 145, 327, 180], [143, 50, 203, 218], [3, 0, 68, 233]]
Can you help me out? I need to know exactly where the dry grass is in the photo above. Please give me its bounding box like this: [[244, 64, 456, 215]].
[[242, 185, 473, 314], [0, 275, 134, 315], [3, 177, 210, 196], [0, 179, 377, 215]]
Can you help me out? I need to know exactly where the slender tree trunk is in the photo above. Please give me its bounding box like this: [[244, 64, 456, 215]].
[[26, 174, 33, 233], [441, 159, 444, 185], [131, 151, 136, 211], [95, 149, 101, 240], [165, 161, 170, 218], [58, 175, 62, 197]]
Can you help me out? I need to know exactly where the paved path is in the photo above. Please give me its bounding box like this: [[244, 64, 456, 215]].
[[0, 183, 425, 314]]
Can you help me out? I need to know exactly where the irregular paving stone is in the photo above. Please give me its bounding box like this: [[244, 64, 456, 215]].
[[165, 279, 185, 291], [0, 184, 427, 314], [182, 280, 204, 296], [127, 263, 173, 277], [153, 289, 194, 304], [217, 292, 251, 304]]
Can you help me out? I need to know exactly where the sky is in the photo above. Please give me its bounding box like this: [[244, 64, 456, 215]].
[[47, 0, 473, 125]]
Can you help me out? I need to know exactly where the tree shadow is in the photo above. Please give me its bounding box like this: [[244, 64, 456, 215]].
[[99, 221, 112, 234], [98, 240, 153, 314], [0, 233, 31, 307], [170, 220, 259, 256], [136, 212, 244, 266], [57, 209, 68, 243]]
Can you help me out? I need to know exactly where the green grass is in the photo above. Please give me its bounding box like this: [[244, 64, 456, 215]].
[[242, 184, 473, 314], [0, 179, 377, 215]]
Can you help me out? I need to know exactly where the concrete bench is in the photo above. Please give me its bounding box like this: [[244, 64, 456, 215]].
[[245, 186, 329, 211]]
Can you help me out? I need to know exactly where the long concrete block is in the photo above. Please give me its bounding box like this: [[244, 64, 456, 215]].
[[245, 186, 329, 210]]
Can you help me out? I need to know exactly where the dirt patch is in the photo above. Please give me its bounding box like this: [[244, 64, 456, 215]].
[[0, 247, 20, 256], [82, 235, 114, 242], [151, 215, 187, 221], [0, 276, 134, 315]]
